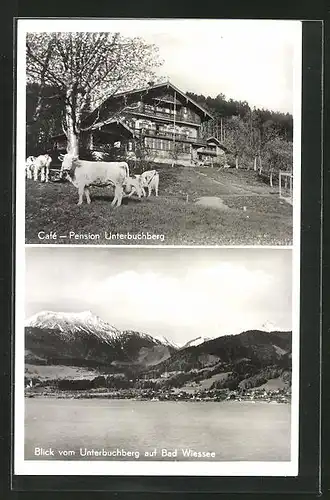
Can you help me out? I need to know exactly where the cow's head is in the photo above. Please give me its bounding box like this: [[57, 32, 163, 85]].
[[141, 170, 157, 187], [123, 176, 145, 198], [134, 177, 146, 198], [59, 153, 78, 172], [26, 156, 36, 166]]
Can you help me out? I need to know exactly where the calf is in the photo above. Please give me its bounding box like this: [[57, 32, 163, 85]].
[[25, 156, 36, 179], [59, 153, 130, 207], [32, 154, 52, 182], [140, 170, 159, 197], [123, 176, 145, 199]]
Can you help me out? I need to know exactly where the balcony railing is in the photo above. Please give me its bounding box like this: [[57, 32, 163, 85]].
[[197, 148, 218, 155], [130, 103, 201, 125], [137, 128, 206, 144]]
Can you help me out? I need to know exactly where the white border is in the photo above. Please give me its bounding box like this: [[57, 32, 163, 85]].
[[14, 19, 302, 477]]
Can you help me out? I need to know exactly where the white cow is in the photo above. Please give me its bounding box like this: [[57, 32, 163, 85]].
[[139, 170, 159, 197], [32, 154, 52, 182], [59, 153, 130, 207], [25, 156, 36, 179]]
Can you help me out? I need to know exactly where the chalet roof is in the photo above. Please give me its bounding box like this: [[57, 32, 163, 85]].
[[96, 81, 214, 120], [206, 136, 221, 145], [51, 119, 134, 141], [206, 136, 230, 153], [91, 118, 134, 138]]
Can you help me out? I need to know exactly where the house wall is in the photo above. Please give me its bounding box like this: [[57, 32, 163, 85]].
[[144, 137, 190, 152], [128, 117, 198, 140]]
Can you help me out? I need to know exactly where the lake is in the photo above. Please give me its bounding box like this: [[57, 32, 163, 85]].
[[25, 398, 291, 461]]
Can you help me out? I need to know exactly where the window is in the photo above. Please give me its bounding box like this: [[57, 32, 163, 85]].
[[145, 104, 154, 113]]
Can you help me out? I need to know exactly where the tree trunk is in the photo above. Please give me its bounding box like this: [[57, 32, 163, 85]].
[[85, 132, 93, 150], [253, 156, 257, 171], [269, 170, 273, 188], [64, 86, 81, 156], [65, 104, 79, 156], [235, 156, 238, 169], [66, 128, 79, 156], [258, 154, 263, 175]]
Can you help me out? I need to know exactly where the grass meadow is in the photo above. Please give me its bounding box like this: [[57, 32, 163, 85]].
[[25, 166, 293, 246]]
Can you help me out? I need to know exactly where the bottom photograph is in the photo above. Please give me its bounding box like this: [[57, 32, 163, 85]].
[[16, 246, 297, 476]]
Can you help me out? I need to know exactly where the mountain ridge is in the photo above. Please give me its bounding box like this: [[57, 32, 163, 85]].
[[25, 310, 291, 373]]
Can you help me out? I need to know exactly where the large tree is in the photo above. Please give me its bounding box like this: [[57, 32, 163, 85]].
[[263, 137, 293, 187], [26, 32, 163, 155], [223, 116, 249, 169]]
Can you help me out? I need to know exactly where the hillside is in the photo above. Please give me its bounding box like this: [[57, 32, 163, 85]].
[[25, 311, 292, 395], [150, 330, 291, 374], [138, 329, 292, 393]]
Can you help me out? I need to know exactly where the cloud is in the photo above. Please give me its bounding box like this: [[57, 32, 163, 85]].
[[81, 262, 284, 342], [25, 249, 292, 344], [107, 19, 300, 112]]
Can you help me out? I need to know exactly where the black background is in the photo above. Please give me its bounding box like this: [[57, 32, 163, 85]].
[[0, 2, 326, 498]]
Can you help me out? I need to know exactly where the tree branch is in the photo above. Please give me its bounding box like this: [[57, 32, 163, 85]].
[[26, 41, 66, 88]]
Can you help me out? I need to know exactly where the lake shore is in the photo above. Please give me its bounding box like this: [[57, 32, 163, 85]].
[[25, 386, 291, 404]]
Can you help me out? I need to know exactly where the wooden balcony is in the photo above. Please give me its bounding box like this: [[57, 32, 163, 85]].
[[137, 128, 206, 144], [129, 103, 201, 125], [197, 148, 218, 155]]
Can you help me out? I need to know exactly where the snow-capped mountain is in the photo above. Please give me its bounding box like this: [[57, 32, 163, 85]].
[[25, 310, 178, 368], [25, 310, 121, 345], [154, 335, 180, 349]]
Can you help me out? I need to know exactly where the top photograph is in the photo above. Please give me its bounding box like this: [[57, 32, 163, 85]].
[[18, 19, 301, 246]]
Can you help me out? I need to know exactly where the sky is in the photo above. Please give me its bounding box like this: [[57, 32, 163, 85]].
[[21, 19, 301, 113], [25, 247, 292, 345]]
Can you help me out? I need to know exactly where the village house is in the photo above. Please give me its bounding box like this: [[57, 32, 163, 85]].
[[195, 136, 229, 166], [51, 81, 228, 166]]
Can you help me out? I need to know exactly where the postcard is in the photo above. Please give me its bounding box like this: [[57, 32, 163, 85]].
[[14, 18, 302, 478]]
